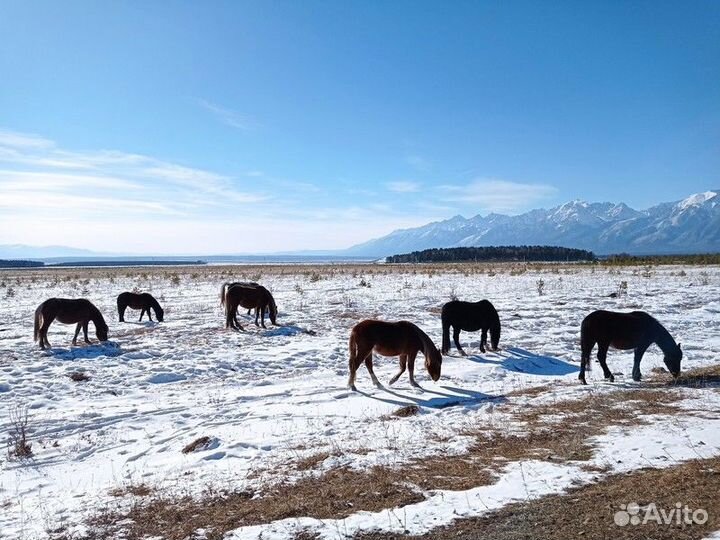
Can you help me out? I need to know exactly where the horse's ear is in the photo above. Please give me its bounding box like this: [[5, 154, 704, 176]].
[[678, 342, 682, 349]]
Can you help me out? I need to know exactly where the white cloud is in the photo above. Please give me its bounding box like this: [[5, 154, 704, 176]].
[[0, 128, 265, 222], [406, 154, 430, 172], [386, 180, 420, 193], [198, 99, 254, 131], [0, 127, 444, 253], [0, 129, 55, 149], [440, 179, 557, 213]]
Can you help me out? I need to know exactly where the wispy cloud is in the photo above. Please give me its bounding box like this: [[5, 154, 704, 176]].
[[386, 180, 420, 193], [405, 154, 430, 172], [0, 128, 450, 253], [198, 99, 254, 131], [440, 179, 557, 213], [0, 128, 265, 222]]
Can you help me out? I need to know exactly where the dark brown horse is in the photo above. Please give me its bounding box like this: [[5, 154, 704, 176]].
[[441, 299, 501, 355], [34, 298, 109, 350], [220, 282, 277, 330], [347, 319, 442, 391], [579, 310, 682, 385], [117, 292, 164, 322]]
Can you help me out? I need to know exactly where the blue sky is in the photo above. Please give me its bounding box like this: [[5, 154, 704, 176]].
[[1, 1, 718, 254]]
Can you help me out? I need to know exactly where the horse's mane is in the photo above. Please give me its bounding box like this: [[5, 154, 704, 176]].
[[411, 322, 440, 361], [88, 302, 108, 331]]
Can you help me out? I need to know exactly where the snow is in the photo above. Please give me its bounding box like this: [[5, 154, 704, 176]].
[[0, 264, 719, 539], [678, 190, 718, 210]]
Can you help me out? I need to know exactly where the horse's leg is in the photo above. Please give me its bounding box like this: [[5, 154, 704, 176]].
[[597, 342, 614, 382], [364, 352, 382, 388], [259, 306, 266, 329], [118, 302, 125, 322], [72, 323, 82, 346], [453, 327, 466, 356], [83, 321, 90, 344], [408, 351, 421, 387], [233, 307, 244, 331], [389, 354, 407, 385], [632, 344, 649, 382], [480, 328, 488, 354]]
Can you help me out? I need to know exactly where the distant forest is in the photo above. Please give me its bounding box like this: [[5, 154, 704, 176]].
[[386, 246, 596, 263]]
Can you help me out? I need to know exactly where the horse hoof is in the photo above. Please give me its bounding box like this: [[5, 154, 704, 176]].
[[349, 385, 357, 392]]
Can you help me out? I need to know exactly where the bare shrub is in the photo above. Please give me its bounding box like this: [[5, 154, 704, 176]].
[[7, 404, 32, 460]]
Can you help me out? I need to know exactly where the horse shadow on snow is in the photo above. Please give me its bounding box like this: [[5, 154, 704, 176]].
[[358, 384, 506, 410], [44, 341, 123, 360], [466, 346, 578, 376]]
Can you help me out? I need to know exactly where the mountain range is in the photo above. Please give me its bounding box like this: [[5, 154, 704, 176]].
[[2, 190, 718, 260], [345, 189, 720, 257]]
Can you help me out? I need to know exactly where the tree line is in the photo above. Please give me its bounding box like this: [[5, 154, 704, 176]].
[[386, 246, 596, 263]]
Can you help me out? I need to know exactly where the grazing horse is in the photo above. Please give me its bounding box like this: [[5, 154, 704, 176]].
[[117, 292, 164, 322], [220, 282, 277, 330], [347, 319, 442, 391], [579, 310, 682, 385], [441, 299, 501, 355], [34, 298, 109, 350], [218, 282, 264, 315]]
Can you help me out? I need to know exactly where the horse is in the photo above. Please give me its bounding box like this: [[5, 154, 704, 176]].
[[220, 282, 277, 330], [117, 292, 164, 322], [34, 298, 109, 350], [219, 282, 265, 315], [579, 310, 682, 385], [347, 319, 442, 391], [441, 299, 501, 355]]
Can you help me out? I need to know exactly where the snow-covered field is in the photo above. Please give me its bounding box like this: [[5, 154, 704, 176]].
[[1, 264, 719, 539]]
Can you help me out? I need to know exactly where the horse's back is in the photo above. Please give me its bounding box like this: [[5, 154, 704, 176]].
[[352, 319, 423, 351], [442, 299, 497, 329], [582, 310, 655, 343]]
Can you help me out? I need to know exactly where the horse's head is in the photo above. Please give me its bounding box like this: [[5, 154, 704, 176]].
[[96, 321, 109, 342], [156, 306, 165, 322], [664, 342, 682, 377], [490, 322, 501, 351], [425, 346, 443, 382], [267, 294, 278, 325]]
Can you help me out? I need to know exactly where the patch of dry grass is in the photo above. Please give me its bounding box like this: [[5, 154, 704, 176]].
[[70, 384, 698, 540], [356, 456, 720, 540]]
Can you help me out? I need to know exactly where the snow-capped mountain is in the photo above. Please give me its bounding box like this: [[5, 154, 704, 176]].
[[345, 190, 720, 256]]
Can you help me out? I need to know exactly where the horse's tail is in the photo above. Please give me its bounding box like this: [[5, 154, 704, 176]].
[[580, 316, 592, 371], [348, 327, 359, 365], [219, 283, 230, 306], [34, 303, 43, 342], [441, 315, 451, 354]]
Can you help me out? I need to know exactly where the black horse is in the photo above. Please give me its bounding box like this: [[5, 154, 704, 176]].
[[117, 292, 164, 322], [441, 299, 501, 355], [579, 310, 682, 385]]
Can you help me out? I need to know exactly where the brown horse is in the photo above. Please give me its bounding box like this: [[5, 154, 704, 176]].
[[441, 299, 501, 355], [117, 292, 164, 322], [220, 282, 277, 330], [34, 298, 109, 350], [347, 319, 442, 391], [579, 310, 682, 385]]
